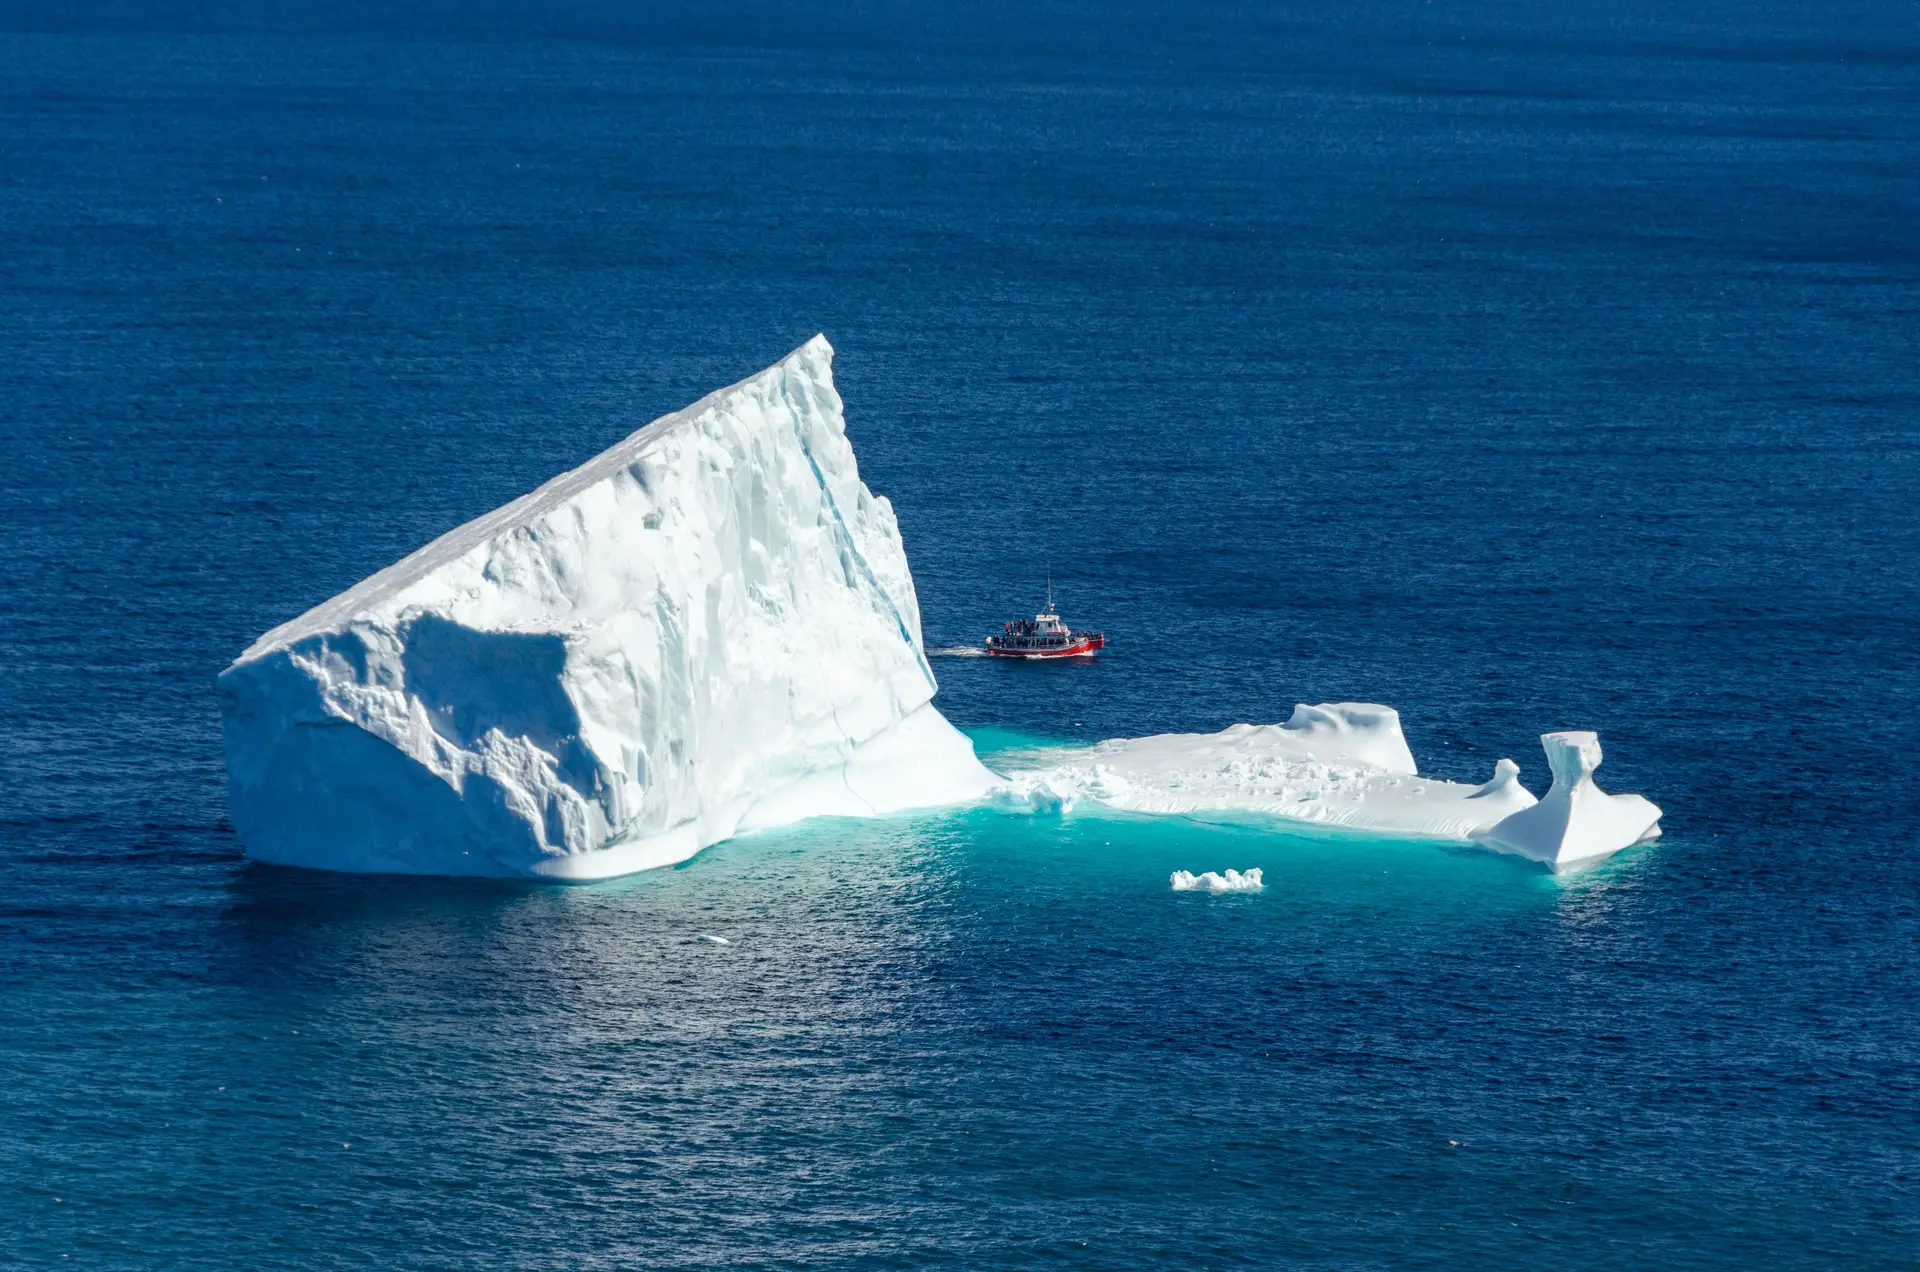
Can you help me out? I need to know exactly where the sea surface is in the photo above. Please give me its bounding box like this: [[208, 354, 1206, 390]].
[[2, 1, 1917, 1267]]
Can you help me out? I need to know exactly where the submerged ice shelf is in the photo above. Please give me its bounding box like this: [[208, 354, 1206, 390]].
[[218, 336, 995, 880], [996, 705, 1661, 872]]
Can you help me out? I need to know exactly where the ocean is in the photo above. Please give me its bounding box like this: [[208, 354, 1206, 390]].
[[2, 1, 1916, 1266]]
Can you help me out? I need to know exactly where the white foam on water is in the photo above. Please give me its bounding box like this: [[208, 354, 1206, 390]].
[[1171, 868, 1264, 893], [929, 646, 989, 658]]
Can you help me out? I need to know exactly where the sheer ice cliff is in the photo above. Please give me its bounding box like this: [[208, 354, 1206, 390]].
[[218, 336, 996, 880], [998, 704, 1661, 871]]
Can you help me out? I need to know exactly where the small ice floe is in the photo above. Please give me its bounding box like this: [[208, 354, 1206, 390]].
[[696, 934, 731, 945], [929, 645, 990, 658], [1170, 868, 1264, 893]]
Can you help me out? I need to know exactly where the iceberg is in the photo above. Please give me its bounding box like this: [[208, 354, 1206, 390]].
[[217, 336, 996, 880], [998, 705, 1659, 869], [1471, 731, 1662, 871]]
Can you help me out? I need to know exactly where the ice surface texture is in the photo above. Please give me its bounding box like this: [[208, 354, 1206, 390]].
[[218, 336, 995, 879], [1001, 705, 1659, 870]]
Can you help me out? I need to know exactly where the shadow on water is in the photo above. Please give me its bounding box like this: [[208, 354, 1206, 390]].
[[225, 858, 557, 926], [212, 861, 611, 999]]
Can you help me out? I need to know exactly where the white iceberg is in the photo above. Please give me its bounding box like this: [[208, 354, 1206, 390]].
[[1471, 731, 1662, 871], [218, 335, 996, 880], [999, 704, 1658, 869], [1170, 868, 1264, 893]]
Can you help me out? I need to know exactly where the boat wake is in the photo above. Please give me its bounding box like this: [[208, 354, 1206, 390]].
[[930, 646, 990, 658]]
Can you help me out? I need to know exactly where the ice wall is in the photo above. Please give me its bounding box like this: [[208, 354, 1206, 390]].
[[218, 336, 996, 880]]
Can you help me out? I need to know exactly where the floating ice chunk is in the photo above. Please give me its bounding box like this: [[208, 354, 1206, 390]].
[[1472, 732, 1662, 871], [997, 705, 1539, 842], [218, 336, 997, 880], [1171, 868, 1264, 893], [696, 934, 731, 946]]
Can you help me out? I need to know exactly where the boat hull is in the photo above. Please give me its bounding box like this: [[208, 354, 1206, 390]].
[[985, 634, 1106, 659]]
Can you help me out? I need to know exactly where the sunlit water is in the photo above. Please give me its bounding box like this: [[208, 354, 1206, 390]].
[[3, 0, 1916, 1266]]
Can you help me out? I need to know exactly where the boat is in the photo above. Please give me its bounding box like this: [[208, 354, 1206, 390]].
[[985, 582, 1106, 659]]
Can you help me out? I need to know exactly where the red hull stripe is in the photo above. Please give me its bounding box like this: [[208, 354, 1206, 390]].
[[984, 636, 1106, 659]]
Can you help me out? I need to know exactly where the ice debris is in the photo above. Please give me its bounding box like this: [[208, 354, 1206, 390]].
[[218, 336, 996, 880], [1170, 868, 1264, 893]]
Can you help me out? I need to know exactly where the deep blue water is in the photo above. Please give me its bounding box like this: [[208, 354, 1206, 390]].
[[3, 1, 1918, 1266]]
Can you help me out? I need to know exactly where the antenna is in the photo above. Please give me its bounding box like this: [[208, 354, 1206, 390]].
[[1046, 573, 1054, 613]]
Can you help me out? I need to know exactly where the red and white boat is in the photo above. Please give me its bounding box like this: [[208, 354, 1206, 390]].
[[985, 584, 1106, 659]]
